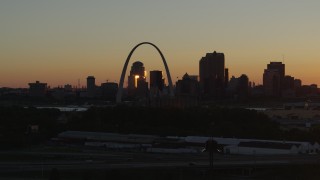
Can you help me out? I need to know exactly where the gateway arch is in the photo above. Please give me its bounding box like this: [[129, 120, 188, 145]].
[[116, 42, 174, 103]]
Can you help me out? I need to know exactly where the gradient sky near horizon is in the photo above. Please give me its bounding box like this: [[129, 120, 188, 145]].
[[1, 0, 320, 88]]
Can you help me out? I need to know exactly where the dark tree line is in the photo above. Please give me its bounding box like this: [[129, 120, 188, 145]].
[[0, 106, 61, 148], [2, 105, 320, 148], [67, 106, 282, 139]]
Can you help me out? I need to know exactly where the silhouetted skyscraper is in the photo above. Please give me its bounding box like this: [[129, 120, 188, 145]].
[[150, 70, 164, 91], [283, 75, 294, 90], [199, 51, 226, 99], [238, 74, 249, 99], [128, 61, 146, 90], [267, 62, 285, 78], [225, 68, 229, 87], [127, 61, 148, 97], [263, 69, 281, 97], [294, 79, 302, 89], [87, 76, 95, 89], [87, 76, 96, 97], [282, 75, 296, 98], [263, 62, 285, 97]]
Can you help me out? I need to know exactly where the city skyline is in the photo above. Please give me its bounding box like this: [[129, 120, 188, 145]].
[[1, 1, 320, 88]]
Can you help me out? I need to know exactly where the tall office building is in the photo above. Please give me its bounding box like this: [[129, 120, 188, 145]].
[[238, 74, 249, 98], [267, 62, 285, 78], [127, 61, 148, 97], [87, 76, 95, 89], [225, 68, 229, 87], [294, 79, 302, 89], [282, 75, 296, 98], [128, 61, 145, 89], [263, 62, 285, 97], [263, 69, 281, 97], [199, 51, 226, 98], [87, 76, 96, 97], [283, 75, 294, 90], [267, 62, 285, 90], [150, 70, 164, 91]]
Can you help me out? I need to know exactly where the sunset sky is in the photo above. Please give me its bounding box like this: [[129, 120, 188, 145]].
[[1, 0, 320, 88]]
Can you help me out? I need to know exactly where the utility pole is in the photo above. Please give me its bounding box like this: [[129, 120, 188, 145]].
[[206, 138, 217, 168]]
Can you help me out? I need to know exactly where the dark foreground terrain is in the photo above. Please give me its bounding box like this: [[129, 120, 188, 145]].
[[2, 147, 320, 180]]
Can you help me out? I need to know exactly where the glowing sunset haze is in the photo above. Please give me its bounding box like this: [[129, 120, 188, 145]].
[[1, 0, 320, 88]]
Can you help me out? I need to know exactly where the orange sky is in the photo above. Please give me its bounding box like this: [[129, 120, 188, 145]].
[[1, 1, 320, 88]]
